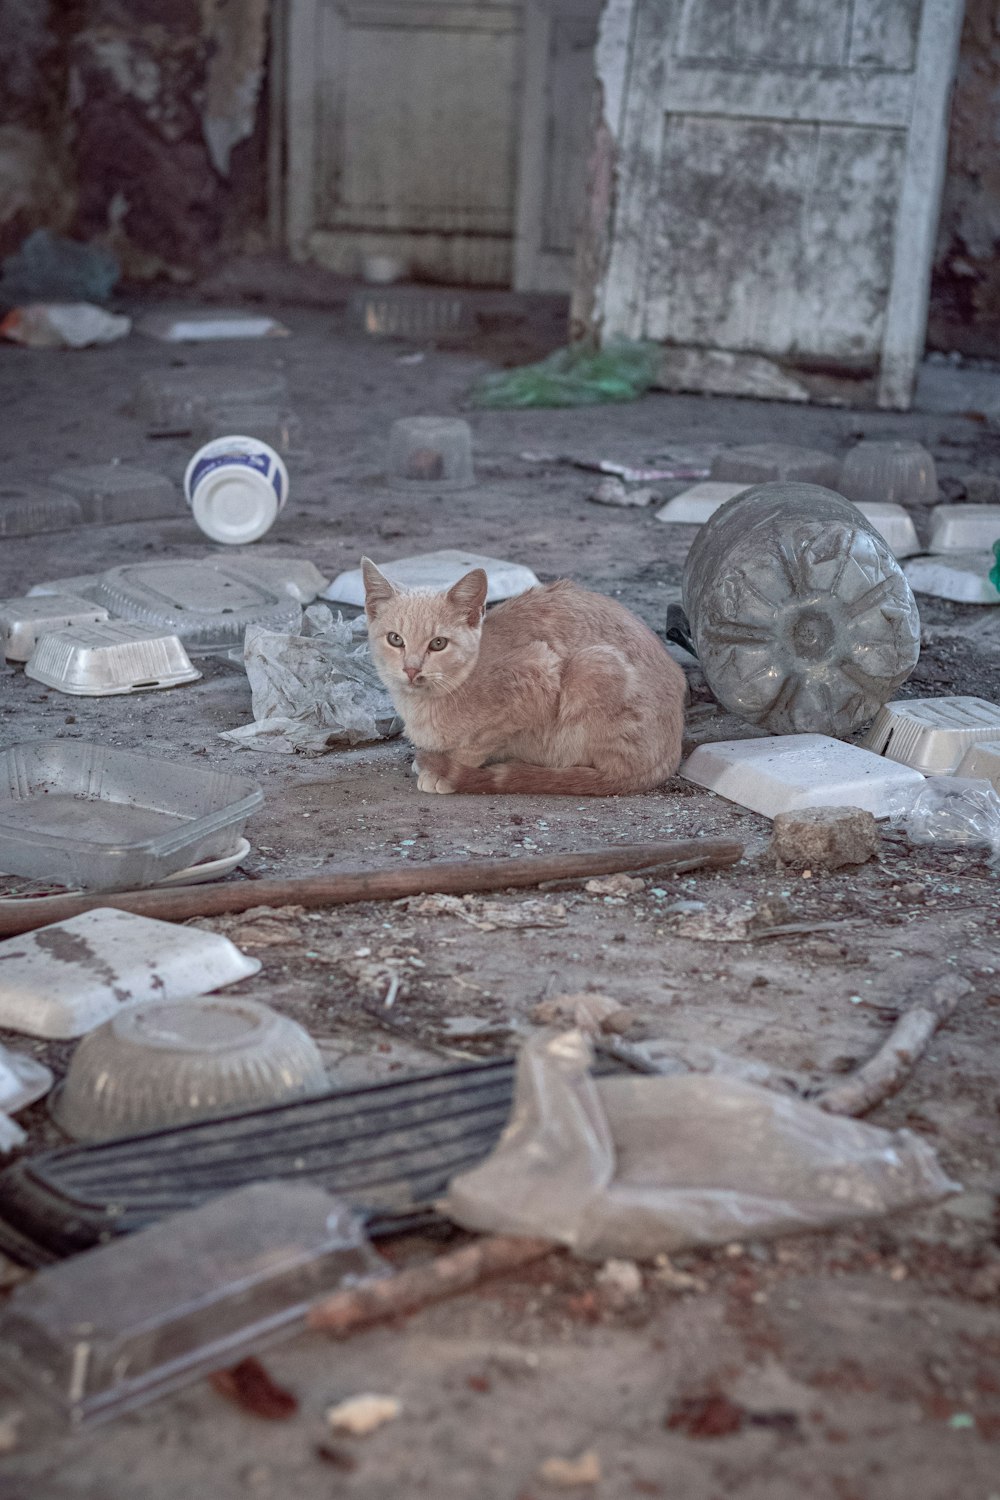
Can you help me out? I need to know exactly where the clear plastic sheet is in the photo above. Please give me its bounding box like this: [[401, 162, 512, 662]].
[[885, 775, 1000, 865], [222, 606, 401, 754], [442, 1031, 958, 1260]]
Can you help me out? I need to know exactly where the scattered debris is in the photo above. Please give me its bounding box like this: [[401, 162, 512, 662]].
[[470, 340, 661, 409], [596, 1258, 643, 1304], [537, 1449, 602, 1488], [1, 303, 130, 348], [814, 972, 971, 1117], [531, 992, 634, 1035], [586, 476, 655, 507], [326, 1394, 401, 1437], [584, 874, 645, 897], [886, 776, 1000, 862], [407, 893, 567, 931], [770, 806, 880, 870], [863, 695, 1000, 773], [208, 1357, 299, 1420]]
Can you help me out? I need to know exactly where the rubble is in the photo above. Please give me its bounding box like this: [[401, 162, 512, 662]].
[[326, 1394, 402, 1436], [769, 807, 881, 870]]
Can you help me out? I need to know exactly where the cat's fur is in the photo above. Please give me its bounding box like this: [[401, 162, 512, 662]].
[[362, 558, 687, 795]]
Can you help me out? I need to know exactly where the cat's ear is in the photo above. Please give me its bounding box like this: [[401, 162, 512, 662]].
[[446, 568, 488, 626], [361, 557, 397, 618]]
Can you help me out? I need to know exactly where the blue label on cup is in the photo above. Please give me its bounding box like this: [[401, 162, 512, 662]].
[[189, 452, 273, 496]]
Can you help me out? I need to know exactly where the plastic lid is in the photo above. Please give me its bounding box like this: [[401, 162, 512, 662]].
[[191, 466, 278, 544]]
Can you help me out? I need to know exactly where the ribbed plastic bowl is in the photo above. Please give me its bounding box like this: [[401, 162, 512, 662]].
[[52, 997, 328, 1142], [839, 440, 938, 506]]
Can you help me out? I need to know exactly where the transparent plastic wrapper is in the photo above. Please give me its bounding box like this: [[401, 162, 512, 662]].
[[0, 1181, 386, 1426], [884, 776, 1000, 865], [469, 340, 662, 409], [442, 1031, 958, 1260], [221, 606, 401, 754]]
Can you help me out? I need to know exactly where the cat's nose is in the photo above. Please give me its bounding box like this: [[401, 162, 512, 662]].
[[404, 665, 421, 682]]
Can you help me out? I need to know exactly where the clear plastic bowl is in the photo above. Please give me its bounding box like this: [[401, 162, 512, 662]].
[[52, 997, 327, 1141], [710, 444, 840, 488], [388, 417, 474, 490], [839, 440, 938, 506]]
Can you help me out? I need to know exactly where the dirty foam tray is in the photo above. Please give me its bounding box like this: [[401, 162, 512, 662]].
[[0, 593, 109, 663], [0, 740, 263, 891], [25, 622, 200, 696], [0, 1058, 521, 1265], [904, 552, 1000, 605], [863, 696, 1000, 773], [681, 734, 925, 818]]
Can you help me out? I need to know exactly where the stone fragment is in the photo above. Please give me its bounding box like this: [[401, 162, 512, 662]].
[[326, 1394, 401, 1436], [537, 1450, 602, 1488], [770, 806, 880, 869], [587, 476, 654, 507]]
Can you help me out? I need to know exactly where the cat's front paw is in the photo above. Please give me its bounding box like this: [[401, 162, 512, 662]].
[[414, 750, 455, 794]]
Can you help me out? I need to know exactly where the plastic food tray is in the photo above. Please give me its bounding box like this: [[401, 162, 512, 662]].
[[904, 552, 1000, 605], [0, 908, 261, 1040], [25, 622, 200, 696], [681, 734, 925, 818], [0, 740, 263, 890], [709, 444, 840, 487], [53, 997, 327, 1141], [0, 1182, 381, 1426], [926, 505, 1000, 554], [135, 367, 290, 429], [655, 481, 748, 525], [84, 560, 303, 654], [0, 485, 82, 538], [864, 697, 1000, 772], [325, 549, 539, 607], [852, 502, 921, 559], [349, 287, 475, 338], [0, 593, 109, 662], [47, 465, 180, 525]]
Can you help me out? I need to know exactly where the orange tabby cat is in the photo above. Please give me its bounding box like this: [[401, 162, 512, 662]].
[[362, 559, 686, 795]]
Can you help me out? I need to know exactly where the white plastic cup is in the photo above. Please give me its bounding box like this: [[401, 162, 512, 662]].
[[183, 435, 289, 545]]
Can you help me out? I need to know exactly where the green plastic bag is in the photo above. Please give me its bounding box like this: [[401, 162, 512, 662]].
[[469, 339, 662, 409], [990, 539, 1000, 596]]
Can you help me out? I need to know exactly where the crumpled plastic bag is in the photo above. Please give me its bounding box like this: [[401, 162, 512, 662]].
[[885, 776, 1000, 867], [0, 303, 131, 348], [469, 340, 662, 409], [0, 230, 119, 309], [221, 605, 402, 755], [441, 1031, 958, 1260]]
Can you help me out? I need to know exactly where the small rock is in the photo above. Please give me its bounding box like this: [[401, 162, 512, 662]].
[[653, 1254, 706, 1293], [585, 874, 645, 897], [587, 477, 653, 507], [531, 992, 633, 1035], [963, 471, 1000, 506], [538, 1450, 602, 1488], [326, 1394, 401, 1436], [770, 806, 880, 870], [596, 1258, 643, 1304]]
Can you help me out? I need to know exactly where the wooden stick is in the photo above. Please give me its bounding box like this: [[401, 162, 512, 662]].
[[814, 972, 970, 1117], [0, 839, 742, 938], [308, 1235, 555, 1335]]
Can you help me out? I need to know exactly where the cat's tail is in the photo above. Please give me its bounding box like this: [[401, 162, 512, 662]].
[[416, 753, 649, 797]]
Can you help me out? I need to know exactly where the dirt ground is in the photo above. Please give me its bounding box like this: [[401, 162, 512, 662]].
[[0, 278, 999, 1499]]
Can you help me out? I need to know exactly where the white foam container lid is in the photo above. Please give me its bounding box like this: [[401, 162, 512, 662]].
[[927, 505, 1000, 554], [0, 1041, 53, 1113], [904, 552, 1000, 605], [24, 622, 200, 696], [0, 908, 261, 1039], [954, 740, 1000, 793], [863, 696, 1000, 772], [325, 549, 540, 606], [851, 502, 921, 559], [0, 593, 110, 662], [681, 734, 925, 818], [655, 481, 748, 524]]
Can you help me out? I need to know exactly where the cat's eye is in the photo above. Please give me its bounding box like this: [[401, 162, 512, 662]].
[[427, 636, 448, 651], [386, 631, 404, 648]]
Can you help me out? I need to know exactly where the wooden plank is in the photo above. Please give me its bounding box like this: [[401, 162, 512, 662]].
[[877, 0, 965, 409]]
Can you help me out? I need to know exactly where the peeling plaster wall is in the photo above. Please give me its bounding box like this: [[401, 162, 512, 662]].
[[930, 0, 1000, 354]]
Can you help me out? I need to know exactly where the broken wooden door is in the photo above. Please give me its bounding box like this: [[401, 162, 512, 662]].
[[575, 0, 965, 408]]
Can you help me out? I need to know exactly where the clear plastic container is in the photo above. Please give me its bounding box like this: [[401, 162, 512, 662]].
[[325, 549, 538, 607], [0, 1181, 384, 1426], [927, 504, 1000, 554], [863, 696, 1000, 772], [710, 443, 840, 488], [388, 417, 474, 490], [350, 287, 475, 339], [24, 622, 201, 696], [0, 740, 263, 890], [194, 404, 302, 453], [47, 465, 179, 525], [0, 593, 109, 662], [135, 367, 290, 430], [87, 559, 302, 654], [839, 440, 938, 506], [0, 485, 81, 538], [52, 997, 327, 1141], [681, 483, 922, 736], [0, 908, 261, 1040]]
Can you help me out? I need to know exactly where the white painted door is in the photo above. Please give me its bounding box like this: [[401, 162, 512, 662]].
[[577, 0, 965, 408], [287, 0, 524, 285]]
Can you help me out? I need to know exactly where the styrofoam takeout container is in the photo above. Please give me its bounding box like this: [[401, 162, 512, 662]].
[[24, 622, 200, 695], [184, 435, 289, 545], [926, 505, 1000, 555], [954, 740, 1000, 793], [681, 734, 925, 818], [52, 997, 327, 1141], [0, 909, 261, 1039], [324, 549, 539, 607], [904, 551, 1000, 604], [0, 740, 263, 890], [864, 696, 1000, 772], [0, 593, 109, 662], [655, 481, 748, 525], [851, 502, 921, 559]]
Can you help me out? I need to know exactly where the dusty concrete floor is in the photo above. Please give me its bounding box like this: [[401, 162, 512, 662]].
[[0, 283, 999, 1499]]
